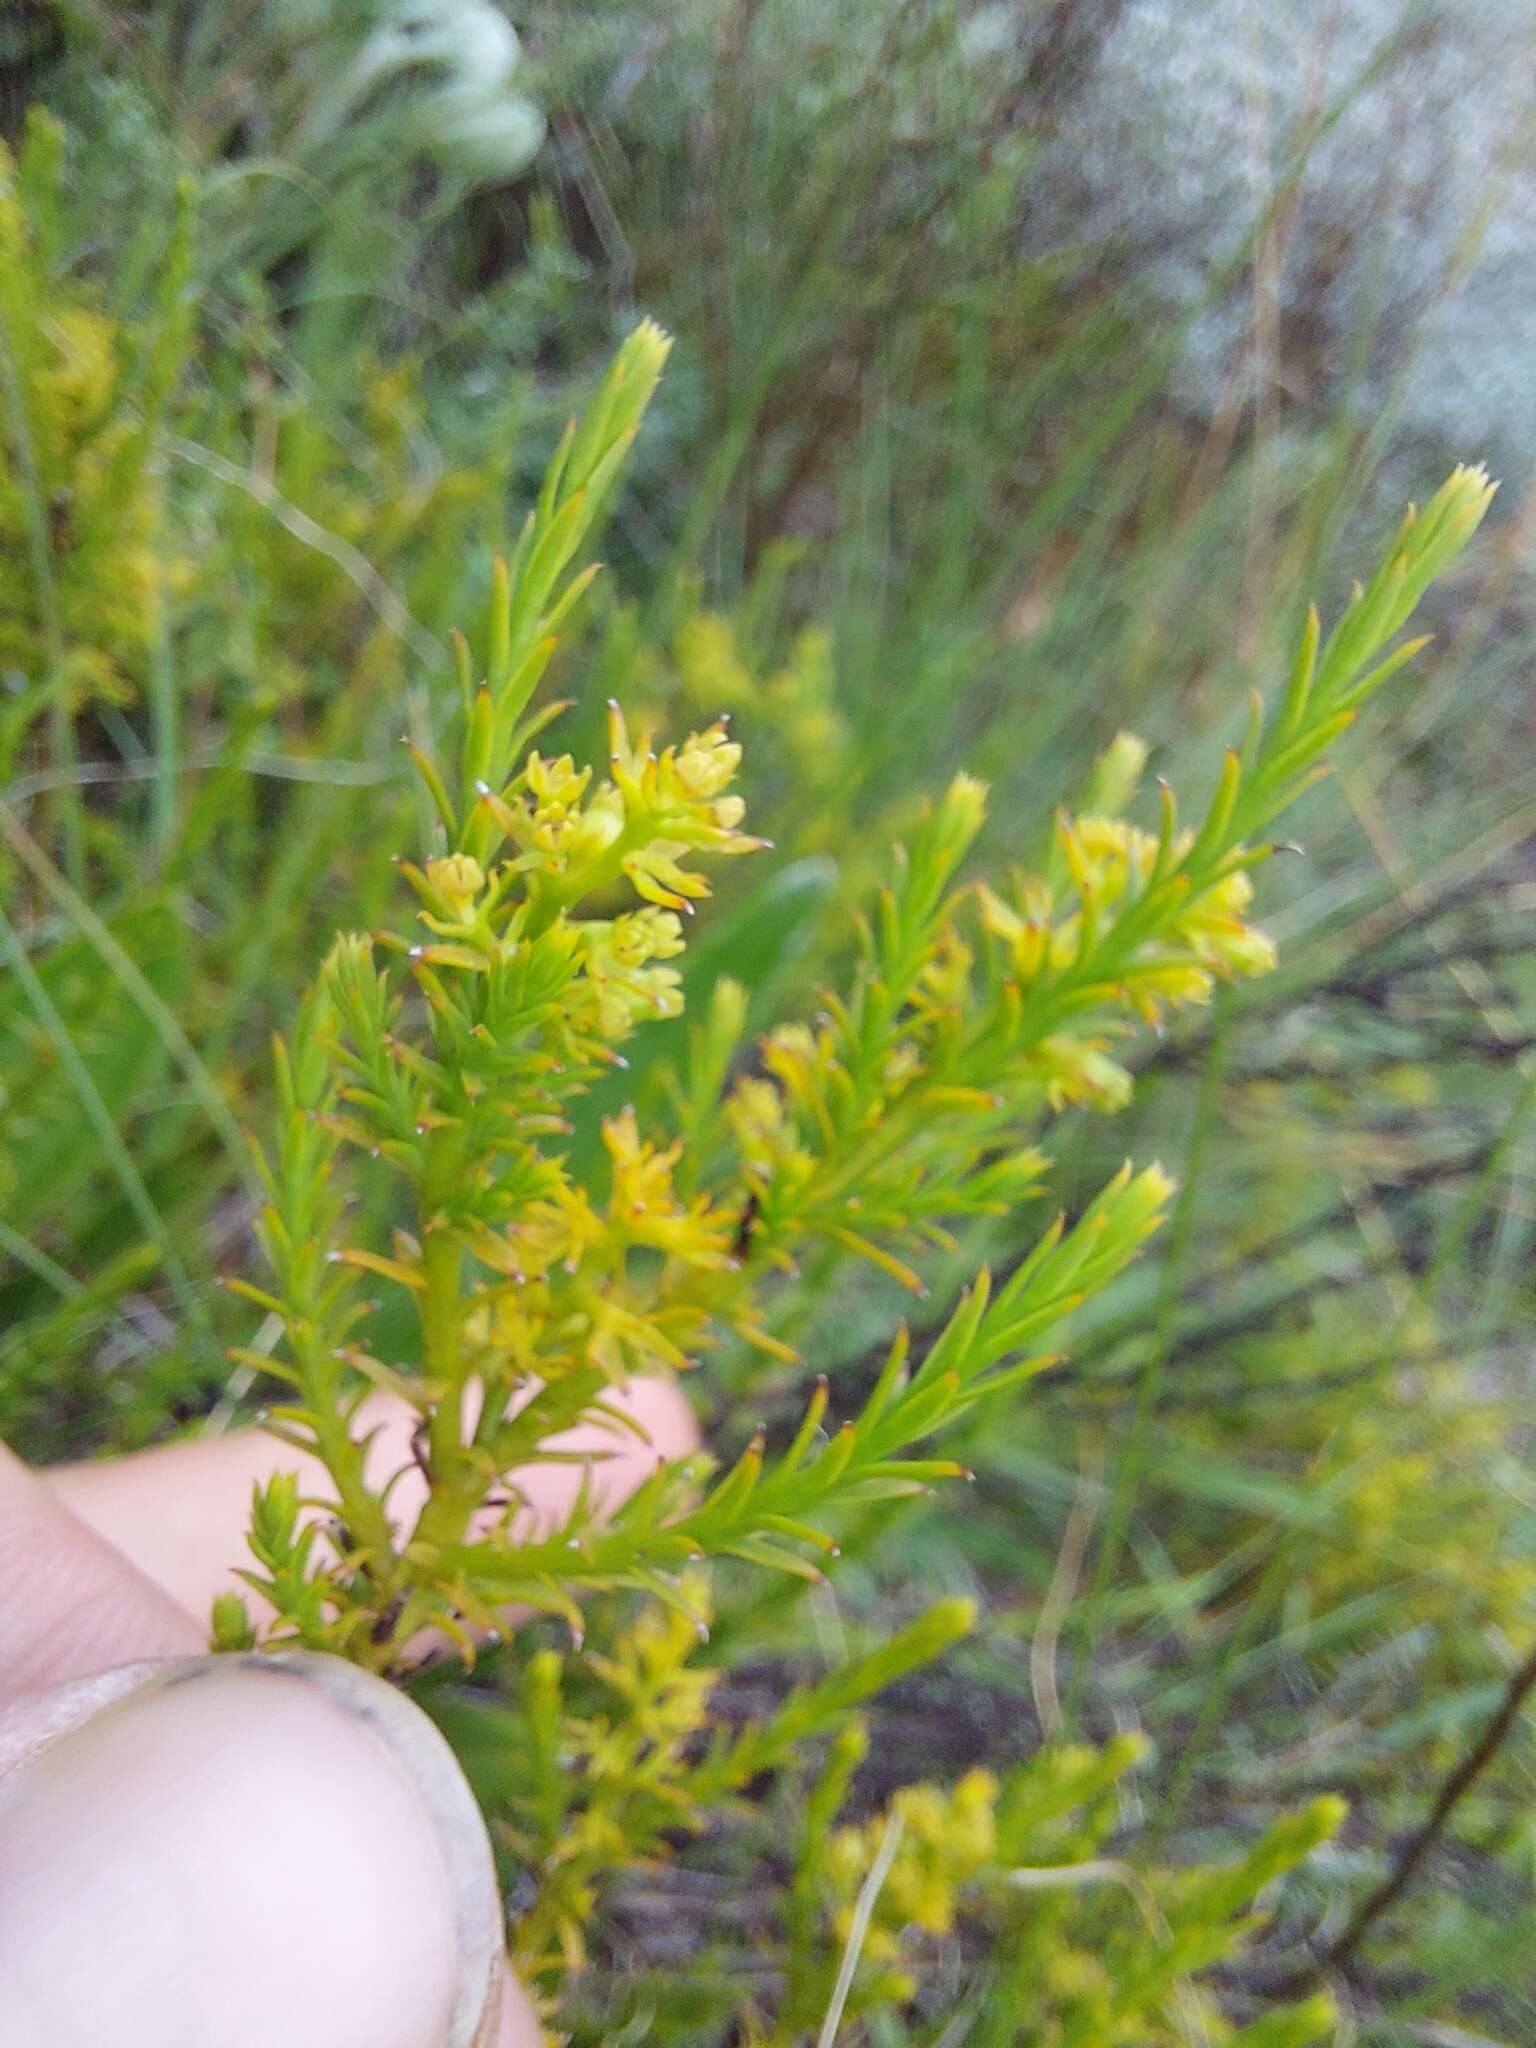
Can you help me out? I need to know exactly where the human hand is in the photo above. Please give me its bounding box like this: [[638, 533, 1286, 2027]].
[[0, 1378, 696, 2045]]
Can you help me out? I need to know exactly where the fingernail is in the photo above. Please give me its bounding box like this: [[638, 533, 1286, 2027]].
[[0, 1658, 172, 1781], [245, 1653, 504, 2048], [0, 1651, 505, 2048]]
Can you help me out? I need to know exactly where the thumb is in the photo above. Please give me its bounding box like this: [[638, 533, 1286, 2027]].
[[0, 1652, 540, 2048]]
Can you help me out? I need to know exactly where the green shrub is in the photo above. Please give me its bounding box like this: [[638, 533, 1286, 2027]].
[[220, 323, 1490, 2038]]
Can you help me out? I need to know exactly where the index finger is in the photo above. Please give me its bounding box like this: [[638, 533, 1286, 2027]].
[[0, 1440, 200, 1707]]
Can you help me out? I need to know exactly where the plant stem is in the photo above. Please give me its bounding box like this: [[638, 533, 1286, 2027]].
[[419, 1130, 468, 1480], [1304, 1636, 1536, 1987]]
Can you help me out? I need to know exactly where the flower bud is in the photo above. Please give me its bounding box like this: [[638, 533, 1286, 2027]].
[[424, 854, 485, 919]]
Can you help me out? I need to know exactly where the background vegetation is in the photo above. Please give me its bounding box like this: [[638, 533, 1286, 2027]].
[[1, 3, 1533, 2041]]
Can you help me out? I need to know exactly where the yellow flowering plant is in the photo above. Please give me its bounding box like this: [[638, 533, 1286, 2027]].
[[222, 320, 1493, 2033], [0, 113, 194, 871], [814, 1743, 1343, 2046]]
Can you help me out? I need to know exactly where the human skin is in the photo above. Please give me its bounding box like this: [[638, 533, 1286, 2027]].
[[0, 1377, 697, 2046]]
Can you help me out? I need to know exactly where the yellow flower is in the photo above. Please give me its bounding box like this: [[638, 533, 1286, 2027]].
[[671, 723, 743, 802], [604, 704, 765, 911], [501, 1183, 606, 1281], [424, 854, 486, 920], [522, 752, 597, 859], [603, 1108, 734, 1267]]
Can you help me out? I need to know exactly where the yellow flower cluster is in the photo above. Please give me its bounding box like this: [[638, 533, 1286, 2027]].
[[482, 1108, 735, 1379], [511, 1590, 719, 1976], [0, 293, 162, 709], [979, 813, 1277, 1025], [576, 906, 688, 1039], [399, 722, 755, 1058], [821, 1739, 1340, 2043], [1317, 1383, 1536, 1640], [828, 1767, 1000, 1970], [606, 706, 759, 908], [480, 708, 758, 907], [520, 751, 606, 861]]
